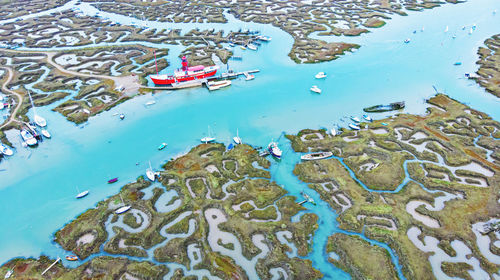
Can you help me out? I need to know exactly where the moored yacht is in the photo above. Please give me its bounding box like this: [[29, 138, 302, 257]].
[[349, 123, 360, 130], [315, 72, 327, 79], [41, 129, 51, 138], [301, 151, 333, 161], [351, 116, 361, 123], [201, 126, 215, 143], [362, 115, 373, 122], [0, 144, 13, 156], [233, 128, 242, 145], [207, 80, 231, 91], [268, 141, 282, 159], [310, 85, 321, 94], [20, 129, 37, 146]]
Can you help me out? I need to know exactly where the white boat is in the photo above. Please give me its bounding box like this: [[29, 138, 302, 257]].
[[20, 129, 37, 146], [115, 205, 131, 214], [445, 26, 449, 32], [224, 46, 232, 51], [41, 129, 51, 138], [349, 123, 360, 130], [34, 114, 47, 127], [233, 128, 242, 144], [247, 44, 257, 51], [351, 116, 361, 123], [4, 269, 13, 279], [421, 26, 425, 32], [315, 72, 327, 79], [115, 194, 131, 214], [201, 126, 215, 143], [76, 190, 89, 199], [207, 80, 231, 91], [330, 127, 337, 136], [119, 114, 125, 120], [404, 38, 410, 43], [469, 27, 473, 34], [145, 100, 156, 106], [310, 85, 321, 94], [268, 141, 282, 159], [240, 46, 246, 50], [245, 74, 255, 81], [146, 161, 156, 182], [0, 102, 3, 110], [0, 144, 13, 156], [28, 91, 47, 127], [363, 115, 373, 122], [301, 151, 333, 161]]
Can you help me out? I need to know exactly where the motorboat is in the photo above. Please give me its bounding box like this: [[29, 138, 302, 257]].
[[145, 100, 156, 106], [207, 80, 231, 91], [158, 142, 167, 150], [201, 126, 215, 143], [363, 115, 373, 122], [65, 255, 78, 261], [233, 128, 242, 144], [404, 38, 410, 43], [245, 74, 255, 81], [349, 123, 361, 130], [268, 141, 282, 159], [247, 44, 257, 51], [41, 129, 51, 138], [0, 144, 13, 156], [240, 45, 246, 50], [108, 177, 118, 184], [315, 72, 327, 79], [301, 151, 333, 161], [20, 129, 37, 146], [119, 114, 125, 120], [310, 85, 321, 94], [351, 116, 361, 123]]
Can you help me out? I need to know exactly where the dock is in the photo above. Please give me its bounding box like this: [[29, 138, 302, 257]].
[[41, 257, 61, 276], [143, 69, 259, 91]]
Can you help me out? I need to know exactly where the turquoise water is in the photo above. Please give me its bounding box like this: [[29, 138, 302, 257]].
[[1, 0, 500, 279]]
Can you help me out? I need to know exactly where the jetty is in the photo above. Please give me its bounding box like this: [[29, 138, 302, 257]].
[[143, 69, 259, 91], [41, 257, 61, 276]]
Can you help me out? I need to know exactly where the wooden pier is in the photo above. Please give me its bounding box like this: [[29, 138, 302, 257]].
[[41, 257, 61, 276]]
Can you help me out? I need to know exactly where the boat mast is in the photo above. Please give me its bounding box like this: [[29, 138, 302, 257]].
[[28, 90, 37, 117], [154, 50, 159, 77]]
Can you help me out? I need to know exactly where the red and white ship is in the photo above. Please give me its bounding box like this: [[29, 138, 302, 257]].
[[150, 56, 219, 85]]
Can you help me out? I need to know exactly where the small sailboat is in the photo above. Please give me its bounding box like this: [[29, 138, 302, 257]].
[[351, 116, 361, 123], [315, 72, 327, 79], [115, 194, 131, 214], [0, 144, 13, 156], [119, 114, 125, 120], [310, 85, 321, 94], [404, 38, 410, 43], [28, 91, 47, 127], [158, 142, 167, 150], [76, 187, 89, 199], [20, 129, 37, 146], [65, 255, 78, 261], [349, 123, 361, 130], [268, 140, 282, 159], [363, 115, 373, 122], [444, 26, 449, 32], [146, 161, 156, 182], [233, 129, 242, 144], [201, 126, 215, 143], [41, 129, 51, 138]]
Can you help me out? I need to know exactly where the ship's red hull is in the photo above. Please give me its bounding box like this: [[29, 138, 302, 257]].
[[150, 70, 218, 85]]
